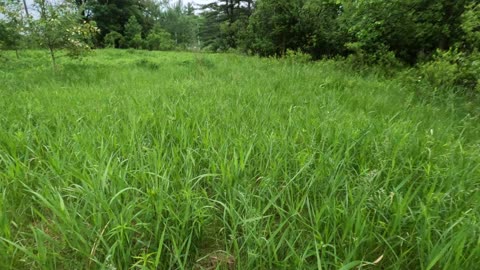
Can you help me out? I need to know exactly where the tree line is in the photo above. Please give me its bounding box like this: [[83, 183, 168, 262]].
[[1, 0, 479, 90]]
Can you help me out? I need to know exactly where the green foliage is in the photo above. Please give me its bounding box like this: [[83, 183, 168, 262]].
[[283, 48, 312, 64], [146, 26, 174, 51], [301, 0, 347, 58], [340, 0, 473, 64], [159, 1, 200, 48], [0, 50, 479, 269], [33, 0, 98, 65], [243, 0, 478, 65], [345, 42, 403, 70], [131, 33, 144, 49], [88, 0, 200, 49], [87, 0, 153, 44], [417, 49, 480, 93], [104, 30, 124, 48], [65, 22, 99, 58], [0, 0, 25, 55], [461, 3, 480, 50], [199, 0, 253, 52], [247, 0, 304, 56], [0, 22, 8, 50], [124, 16, 143, 48]]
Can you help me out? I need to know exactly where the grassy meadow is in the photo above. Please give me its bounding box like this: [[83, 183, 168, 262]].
[[0, 49, 479, 269]]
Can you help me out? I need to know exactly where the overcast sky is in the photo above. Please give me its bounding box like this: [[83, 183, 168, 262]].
[[190, 0, 213, 4], [17, 0, 217, 18], [21, 0, 215, 8], [0, 0, 214, 20]]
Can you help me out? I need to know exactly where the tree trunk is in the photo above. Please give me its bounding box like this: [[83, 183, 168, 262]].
[[49, 46, 56, 69], [15, 49, 19, 59], [22, 0, 29, 17]]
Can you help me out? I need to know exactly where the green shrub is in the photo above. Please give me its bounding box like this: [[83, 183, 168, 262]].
[[130, 33, 144, 49], [283, 49, 312, 64], [462, 3, 480, 50], [146, 28, 174, 51], [345, 42, 402, 70], [417, 49, 480, 93], [104, 31, 124, 48]]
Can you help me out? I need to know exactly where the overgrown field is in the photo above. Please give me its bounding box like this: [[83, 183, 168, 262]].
[[0, 50, 479, 269]]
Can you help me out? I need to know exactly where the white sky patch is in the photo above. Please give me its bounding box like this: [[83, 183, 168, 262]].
[[190, 0, 213, 4], [14, 0, 216, 19]]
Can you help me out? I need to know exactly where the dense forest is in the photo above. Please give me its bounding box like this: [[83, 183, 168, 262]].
[[1, 0, 479, 90]]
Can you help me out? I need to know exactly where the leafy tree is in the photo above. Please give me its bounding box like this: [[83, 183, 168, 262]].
[[0, 0, 25, 58], [241, 0, 479, 63], [417, 2, 480, 93], [70, 0, 201, 49], [33, 0, 98, 68], [124, 15, 143, 48], [146, 25, 174, 50], [158, 0, 199, 48], [245, 0, 345, 58], [198, 2, 222, 50], [199, 0, 254, 51], [86, 0, 149, 44], [247, 0, 305, 56], [340, 0, 475, 64], [300, 0, 347, 58]]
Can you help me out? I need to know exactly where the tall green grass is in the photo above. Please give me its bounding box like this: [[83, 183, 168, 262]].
[[0, 49, 479, 269]]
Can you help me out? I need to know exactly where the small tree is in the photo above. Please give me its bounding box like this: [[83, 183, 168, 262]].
[[33, 0, 97, 68], [124, 16, 143, 48], [0, 0, 25, 58], [146, 26, 174, 51]]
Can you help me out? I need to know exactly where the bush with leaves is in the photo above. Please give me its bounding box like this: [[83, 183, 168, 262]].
[[413, 2, 479, 94], [283, 49, 312, 64], [417, 49, 480, 93], [104, 31, 125, 48], [461, 3, 480, 50], [345, 42, 403, 71], [146, 26, 175, 51], [131, 34, 144, 49]]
